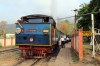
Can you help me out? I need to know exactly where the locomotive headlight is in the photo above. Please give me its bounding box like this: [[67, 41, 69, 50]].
[[15, 28, 21, 34], [43, 30, 49, 32], [43, 28, 49, 34]]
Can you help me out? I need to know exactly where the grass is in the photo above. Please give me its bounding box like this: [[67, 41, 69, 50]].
[[0, 45, 17, 49], [70, 42, 92, 62], [70, 42, 100, 65], [4, 45, 17, 48], [83, 42, 91, 50], [83, 42, 91, 55], [82, 42, 100, 65], [82, 42, 100, 57], [70, 49, 79, 62], [0, 42, 2, 48]]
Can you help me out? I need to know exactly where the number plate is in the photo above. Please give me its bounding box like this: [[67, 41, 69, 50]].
[[28, 29, 36, 32]]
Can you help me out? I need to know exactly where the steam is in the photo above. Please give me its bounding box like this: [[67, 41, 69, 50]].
[[51, 0, 57, 23]]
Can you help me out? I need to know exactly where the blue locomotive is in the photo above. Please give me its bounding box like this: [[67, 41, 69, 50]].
[[15, 14, 59, 58]]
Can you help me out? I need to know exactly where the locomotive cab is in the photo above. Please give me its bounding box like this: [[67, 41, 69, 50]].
[[19, 14, 56, 27]]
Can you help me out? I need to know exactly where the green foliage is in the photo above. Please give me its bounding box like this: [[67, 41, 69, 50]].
[[70, 49, 79, 62], [0, 21, 14, 36], [8, 24, 14, 33], [77, 0, 100, 30], [0, 42, 2, 48], [64, 19, 74, 35], [0, 21, 10, 37], [64, 19, 70, 24], [0, 45, 17, 49], [4, 45, 16, 48]]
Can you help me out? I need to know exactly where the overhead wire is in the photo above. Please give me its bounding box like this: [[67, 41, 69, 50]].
[[56, 16, 74, 20], [56, 11, 100, 20]]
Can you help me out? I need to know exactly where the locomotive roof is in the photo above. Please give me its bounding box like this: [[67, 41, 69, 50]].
[[21, 14, 53, 19]]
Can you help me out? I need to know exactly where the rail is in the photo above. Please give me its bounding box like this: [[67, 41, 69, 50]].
[[0, 48, 19, 54]]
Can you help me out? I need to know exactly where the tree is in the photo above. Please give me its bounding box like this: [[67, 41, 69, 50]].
[[0, 21, 10, 37], [77, 3, 91, 30], [57, 19, 74, 35], [77, 0, 100, 30]]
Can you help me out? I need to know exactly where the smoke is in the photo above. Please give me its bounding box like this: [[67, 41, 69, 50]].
[[51, 0, 57, 23]]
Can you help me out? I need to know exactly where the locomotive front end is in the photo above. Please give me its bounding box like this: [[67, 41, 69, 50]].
[[15, 14, 57, 58], [15, 24, 51, 45]]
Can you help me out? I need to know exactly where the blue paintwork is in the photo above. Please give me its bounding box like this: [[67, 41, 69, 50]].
[[16, 23, 50, 44], [57, 30, 67, 41], [16, 34, 49, 44], [63, 34, 66, 36], [16, 24, 50, 34]]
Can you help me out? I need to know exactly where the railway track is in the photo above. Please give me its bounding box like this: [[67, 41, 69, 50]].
[[30, 59, 41, 66], [12, 50, 58, 66], [13, 58, 41, 66], [0, 48, 19, 54], [12, 53, 57, 66], [12, 47, 59, 66], [13, 59, 26, 66]]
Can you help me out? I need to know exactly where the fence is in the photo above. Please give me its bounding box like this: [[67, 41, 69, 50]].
[[71, 29, 83, 61], [0, 37, 15, 47]]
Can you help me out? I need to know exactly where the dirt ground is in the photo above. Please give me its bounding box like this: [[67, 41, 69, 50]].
[[0, 43, 100, 66], [0, 51, 23, 66], [71, 43, 100, 66], [0, 48, 58, 66]]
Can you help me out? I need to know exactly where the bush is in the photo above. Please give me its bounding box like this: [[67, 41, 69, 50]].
[[70, 49, 79, 62], [0, 42, 2, 48]]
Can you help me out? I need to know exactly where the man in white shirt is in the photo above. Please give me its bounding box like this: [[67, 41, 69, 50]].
[[59, 37, 66, 48]]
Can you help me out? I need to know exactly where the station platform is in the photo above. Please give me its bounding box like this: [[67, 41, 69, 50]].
[[55, 42, 73, 66]]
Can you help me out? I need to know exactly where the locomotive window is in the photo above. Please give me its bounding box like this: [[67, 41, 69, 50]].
[[28, 18, 42, 23], [27, 18, 53, 23], [23, 17, 54, 23], [49, 19, 53, 22]]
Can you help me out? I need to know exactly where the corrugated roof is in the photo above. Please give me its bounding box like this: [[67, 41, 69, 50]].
[[21, 14, 53, 19]]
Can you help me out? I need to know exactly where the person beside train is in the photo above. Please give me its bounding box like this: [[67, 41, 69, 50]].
[[59, 36, 66, 48]]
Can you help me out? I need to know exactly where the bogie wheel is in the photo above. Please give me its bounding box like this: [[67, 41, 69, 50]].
[[26, 49, 34, 59], [21, 50, 31, 59]]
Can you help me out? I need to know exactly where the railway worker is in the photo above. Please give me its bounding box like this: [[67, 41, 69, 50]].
[[66, 37, 69, 43], [59, 36, 65, 48], [59, 37, 62, 48], [61, 37, 65, 48]]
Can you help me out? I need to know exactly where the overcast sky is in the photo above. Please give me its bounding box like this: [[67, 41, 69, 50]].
[[0, 0, 90, 24]]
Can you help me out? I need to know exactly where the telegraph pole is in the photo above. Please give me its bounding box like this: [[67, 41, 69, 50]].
[[71, 9, 78, 50], [91, 14, 95, 57], [72, 9, 78, 31]]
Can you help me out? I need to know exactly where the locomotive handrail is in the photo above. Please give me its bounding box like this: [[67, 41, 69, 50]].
[[17, 21, 23, 28]]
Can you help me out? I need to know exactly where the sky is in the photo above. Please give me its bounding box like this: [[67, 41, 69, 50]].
[[0, 0, 90, 24]]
